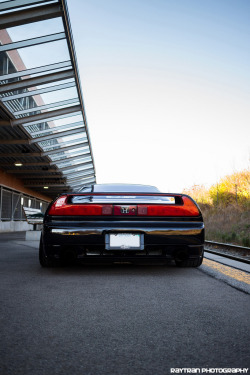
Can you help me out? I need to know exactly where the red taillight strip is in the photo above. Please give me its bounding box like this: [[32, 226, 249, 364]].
[[48, 202, 113, 216], [137, 197, 199, 217], [48, 196, 199, 217]]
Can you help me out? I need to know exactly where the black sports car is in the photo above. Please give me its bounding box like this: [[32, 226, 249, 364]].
[[39, 184, 204, 267]]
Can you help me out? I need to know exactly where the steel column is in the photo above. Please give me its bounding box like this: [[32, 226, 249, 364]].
[[0, 141, 89, 158], [41, 137, 87, 151], [0, 61, 71, 81], [24, 183, 69, 188], [6, 168, 58, 174], [1, 105, 81, 127], [30, 126, 85, 143], [0, 69, 75, 94], [0, 32, 65, 52], [42, 141, 89, 156], [0, 82, 75, 102], [0, 0, 55, 12], [26, 121, 84, 137], [61, 0, 96, 180], [0, 161, 51, 167], [60, 162, 93, 172], [14, 98, 79, 116], [0, 3, 62, 29], [55, 152, 91, 166]]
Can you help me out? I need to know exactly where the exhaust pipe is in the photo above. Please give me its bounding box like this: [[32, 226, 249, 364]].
[[62, 249, 77, 263], [174, 248, 188, 262]]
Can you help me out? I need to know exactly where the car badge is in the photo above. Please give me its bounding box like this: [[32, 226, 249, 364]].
[[121, 207, 130, 214]]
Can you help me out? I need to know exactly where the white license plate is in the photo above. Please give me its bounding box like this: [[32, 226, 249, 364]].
[[106, 233, 143, 250]]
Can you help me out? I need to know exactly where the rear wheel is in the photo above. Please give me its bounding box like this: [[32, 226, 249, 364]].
[[39, 237, 54, 267], [175, 255, 203, 268]]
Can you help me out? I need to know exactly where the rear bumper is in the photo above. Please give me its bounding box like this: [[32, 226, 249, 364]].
[[42, 220, 204, 263]]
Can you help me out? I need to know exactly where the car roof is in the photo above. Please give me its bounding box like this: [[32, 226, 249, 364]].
[[79, 184, 161, 193]]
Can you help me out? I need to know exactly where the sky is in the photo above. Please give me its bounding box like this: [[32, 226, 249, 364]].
[[66, 0, 250, 192], [7, 0, 250, 193]]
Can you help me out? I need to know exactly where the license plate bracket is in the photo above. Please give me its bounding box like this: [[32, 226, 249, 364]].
[[105, 233, 144, 250]]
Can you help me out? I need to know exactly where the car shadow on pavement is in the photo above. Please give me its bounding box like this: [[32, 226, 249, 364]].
[[38, 262, 193, 278]]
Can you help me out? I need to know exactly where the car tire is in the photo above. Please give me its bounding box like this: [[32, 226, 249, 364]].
[[39, 237, 54, 267], [175, 255, 203, 268]]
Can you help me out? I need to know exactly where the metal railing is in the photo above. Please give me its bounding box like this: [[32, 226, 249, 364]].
[[0, 186, 49, 221]]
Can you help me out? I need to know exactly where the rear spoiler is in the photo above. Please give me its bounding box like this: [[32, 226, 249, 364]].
[[48, 193, 201, 217]]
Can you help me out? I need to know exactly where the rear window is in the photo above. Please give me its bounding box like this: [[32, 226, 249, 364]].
[[71, 195, 176, 204], [79, 184, 161, 193]]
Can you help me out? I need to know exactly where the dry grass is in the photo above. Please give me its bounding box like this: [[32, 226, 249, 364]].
[[200, 203, 250, 247]]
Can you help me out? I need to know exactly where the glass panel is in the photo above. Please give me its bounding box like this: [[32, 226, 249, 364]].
[[24, 122, 50, 134], [1, 190, 12, 220], [48, 114, 83, 126], [22, 197, 29, 209], [65, 176, 94, 184], [7, 19, 64, 43], [39, 136, 87, 151], [7, 20, 68, 70], [35, 201, 40, 209], [13, 193, 22, 220], [63, 166, 94, 176], [69, 178, 95, 187], [30, 199, 36, 208], [41, 87, 78, 104], [55, 156, 92, 169], [14, 98, 80, 117], [34, 78, 74, 90], [25, 122, 84, 138], [66, 172, 95, 180], [39, 132, 86, 147], [49, 147, 90, 161]]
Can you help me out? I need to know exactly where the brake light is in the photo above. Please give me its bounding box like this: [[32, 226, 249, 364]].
[[48, 195, 199, 217], [137, 197, 199, 216], [48, 197, 113, 216]]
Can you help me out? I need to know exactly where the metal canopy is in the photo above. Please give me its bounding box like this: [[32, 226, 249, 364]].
[[0, 0, 96, 199]]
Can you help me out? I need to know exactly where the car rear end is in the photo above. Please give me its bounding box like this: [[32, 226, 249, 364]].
[[40, 189, 204, 267]]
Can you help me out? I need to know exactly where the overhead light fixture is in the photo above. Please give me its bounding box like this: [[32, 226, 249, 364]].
[[14, 162, 23, 167], [43, 186, 49, 189]]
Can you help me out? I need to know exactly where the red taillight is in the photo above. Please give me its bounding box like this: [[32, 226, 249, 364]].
[[48, 198, 113, 216], [102, 205, 113, 215], [48, 195, 199, 217], [137, 197, 199, 216]]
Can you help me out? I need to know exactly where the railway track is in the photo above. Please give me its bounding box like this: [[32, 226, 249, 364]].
[[204, 240, 250, 264]]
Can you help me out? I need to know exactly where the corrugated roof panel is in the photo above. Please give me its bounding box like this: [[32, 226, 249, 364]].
[[0, 0, 96, 199]]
